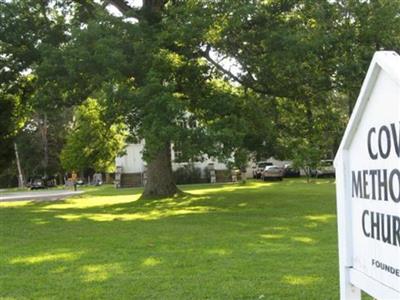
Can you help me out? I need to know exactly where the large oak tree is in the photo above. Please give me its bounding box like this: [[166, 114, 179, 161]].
[[4, 0, 267, 197]]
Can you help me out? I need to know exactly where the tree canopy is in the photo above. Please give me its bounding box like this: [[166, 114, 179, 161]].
[[1, 0, 400, 195]]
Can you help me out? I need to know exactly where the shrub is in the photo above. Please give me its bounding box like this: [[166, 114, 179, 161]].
[[173, 165, 204, 184]]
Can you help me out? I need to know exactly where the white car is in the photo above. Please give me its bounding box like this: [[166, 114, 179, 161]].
[[262, 165, 284, 181], [253, 161, 273, 178], [311, 159, 335, 177]]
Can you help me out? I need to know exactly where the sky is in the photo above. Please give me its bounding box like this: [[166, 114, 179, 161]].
[[106, 0, 142, 16]]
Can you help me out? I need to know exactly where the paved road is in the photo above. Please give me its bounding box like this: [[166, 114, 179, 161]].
[[0, 190, 84, 202]]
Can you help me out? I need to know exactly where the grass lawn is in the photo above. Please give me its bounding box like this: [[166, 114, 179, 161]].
[[1, 179, 343, 299]]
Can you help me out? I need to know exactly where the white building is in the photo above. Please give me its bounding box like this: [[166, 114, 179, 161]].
[[115, 142, 241, 187], [115, 142, 292, 187]]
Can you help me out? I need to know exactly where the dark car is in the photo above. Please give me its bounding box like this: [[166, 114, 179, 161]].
[[45, 176, 57, 187], [28, 178, 47, 190], [283, 164, 300, 177], [27, 176, 58, 190]]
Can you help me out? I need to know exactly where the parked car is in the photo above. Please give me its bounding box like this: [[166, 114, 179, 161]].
[[283, 164, 300, 177], [261, 165, 284, 181], [311, 159, 335, 177], [45, 176, 57, 187], [28, 178, 47, 190], [27, 176, 58, 190], [253, 161, 273, 179]]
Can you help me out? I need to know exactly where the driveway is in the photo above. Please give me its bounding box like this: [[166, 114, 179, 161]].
[[0, 190, 84, 202]]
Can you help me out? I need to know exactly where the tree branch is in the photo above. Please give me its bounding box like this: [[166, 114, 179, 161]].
[[200, 44, 273, 96], [200, 45, 244, 84]]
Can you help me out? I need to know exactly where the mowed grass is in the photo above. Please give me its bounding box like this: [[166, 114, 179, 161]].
[[0, 179, 341, 299]]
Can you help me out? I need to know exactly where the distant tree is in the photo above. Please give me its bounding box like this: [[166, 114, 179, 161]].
[[0, 94, 23, 169], [12, 108, 73, 182], [60, 98, 127, 174], [0, 0, 67, 184], [333, 0, 400, 114]]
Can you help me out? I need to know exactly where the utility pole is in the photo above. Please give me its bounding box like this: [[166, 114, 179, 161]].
[[14, 142, 24, 188], [40, 113, 49, 177], [43, 113, 49, 177]]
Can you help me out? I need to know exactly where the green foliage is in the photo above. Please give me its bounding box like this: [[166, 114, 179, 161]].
[[274, 94, 347, 177], [0, 94, 20, 169], [203, 0, 336, 100], [334, 0, 400, 111], [60, 98, 127, 173], [205, 0, 400, 166], [0, 0, 67, 175], [14, 109, 73, 179], [0, 81, 31, 171], [0, 161, 18, 188], [173, 164, 204, 185]]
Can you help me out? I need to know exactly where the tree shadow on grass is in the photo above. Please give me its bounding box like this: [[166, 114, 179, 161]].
[[0, 179, 340, 299]]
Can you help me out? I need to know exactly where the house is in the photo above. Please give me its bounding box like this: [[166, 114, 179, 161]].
[[115, 142, 250, 187]]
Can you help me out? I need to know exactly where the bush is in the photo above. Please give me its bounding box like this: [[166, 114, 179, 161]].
[[0, 163, 18, 188], [173, 165, 204, 185]]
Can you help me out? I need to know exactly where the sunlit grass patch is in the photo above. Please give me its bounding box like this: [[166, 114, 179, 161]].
[[305, 214, 336, 223], [142, 257, 162, 267], [206, 248, 232, 256], [81, 263, 124, 282], [0, 200, 31, 208], [282, 275, 322, 286], [41, 194, 141, 210], [55, 205, 219, 222], [185, 181, 273, 195], [260, 234, 284, 240], [291, 236, 315, 244], [10, 251, 82, 265]]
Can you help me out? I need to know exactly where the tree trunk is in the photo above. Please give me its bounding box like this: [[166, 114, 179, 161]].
[[141, 143, 180, 199], [110, 0, 176, 199], [303, 167, 311, 183], [44, 114, 48, 176], [240, 166, 247, 183]]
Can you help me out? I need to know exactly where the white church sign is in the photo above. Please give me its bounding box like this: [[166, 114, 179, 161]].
[[335, 51, 400, 300]]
